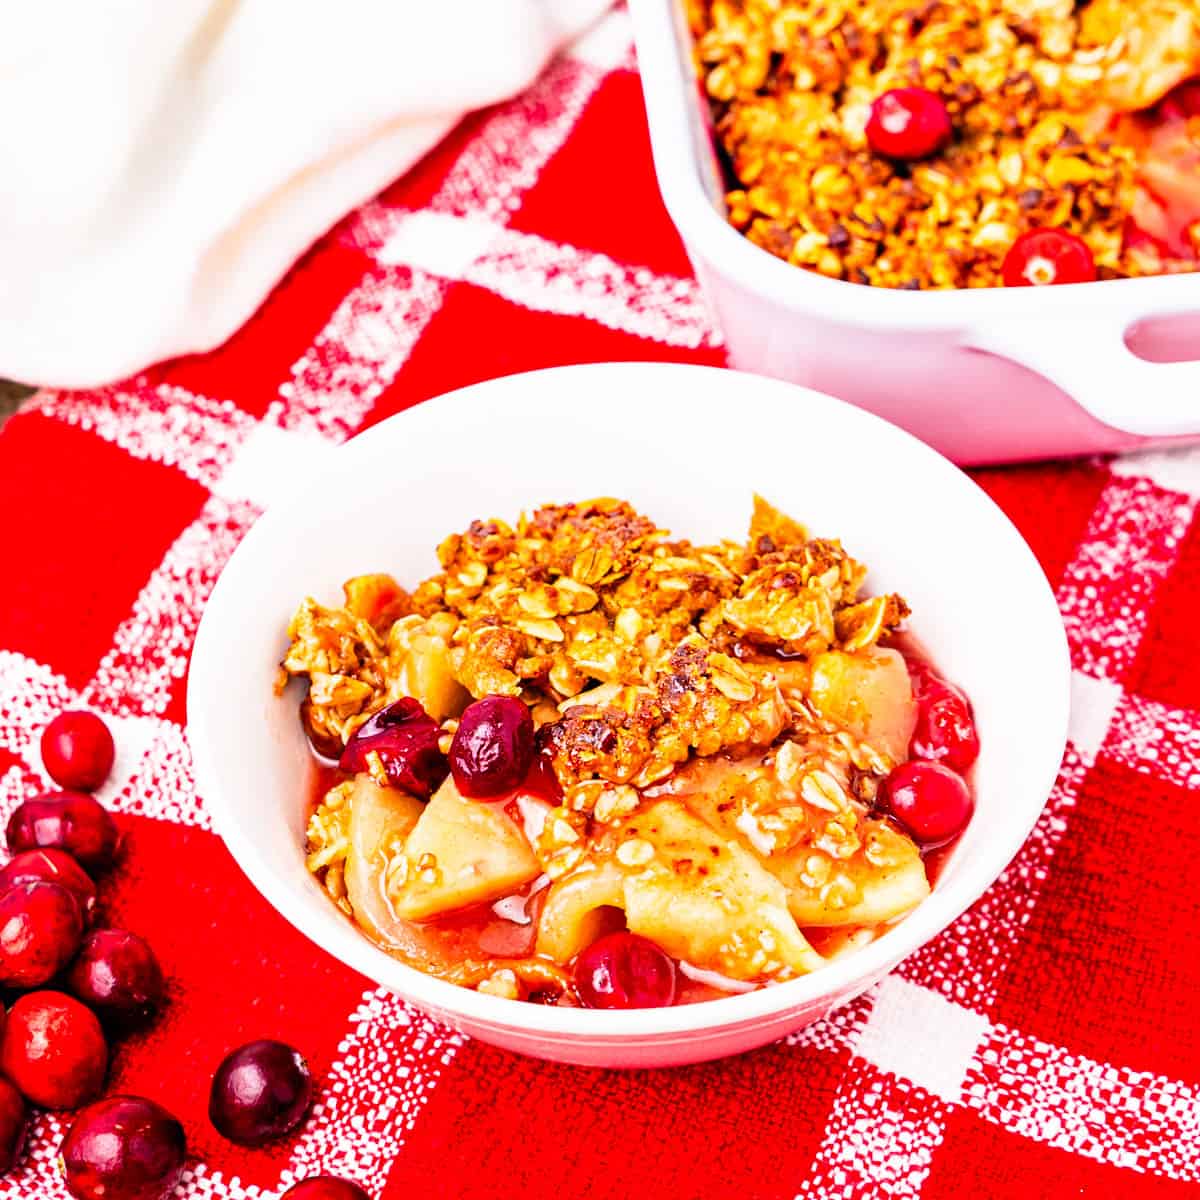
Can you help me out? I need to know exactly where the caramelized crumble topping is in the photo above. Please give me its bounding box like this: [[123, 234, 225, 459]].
[[284, 496, 907, 794]]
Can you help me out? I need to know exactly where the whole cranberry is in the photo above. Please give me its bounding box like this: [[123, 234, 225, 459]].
[[449, 696, 535, 798], [881, 760, 974, 848], [283, 1179, 372, 1200], [339, 699, 447, 798], [0, 1078, 26, 1173], [0, 849, 97, 923], [61, 1096, 186, 1200], [865, 87, 952, 160], [67, 930, 165, 1033], [209, 1039, 313, 1146], [1, 991, 107, 1109], [6, 791, 121, 872], [41, 712, 115, 793], [574, 932, 677, 1010], [1002, 227, 1096, 286], [0, 881, 84, 988], [908, 663, 980, 773]]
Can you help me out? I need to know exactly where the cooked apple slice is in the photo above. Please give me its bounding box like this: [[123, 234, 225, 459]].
[[386, 615, 470, 722], [673, 754, 930, 928], [808, 646, 916, 762], [343, 775, 426, 950], [536, 862, 626, 963], [769, 818, 930, 927], [392, 777, 539, 921], [619, 800, 824, 979]]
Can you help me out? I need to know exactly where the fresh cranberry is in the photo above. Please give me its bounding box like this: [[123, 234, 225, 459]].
[[880, 760, 973, 848], [0, 880, 84, 988], [0, 1078, 26, 1173], [61, 1096, 186, 1200], [339, 699, 447, 798], [6, 791, 121, 872], [209, 1039, 313, 1146], [282, 1179, 372, 1200], [574, 932, 677, 1009], [0, 991, 107, 1109], [449, 696, 535, 798], [66, 930, 165, 1033], [0, 849, 97, 922], [1002, 228, 1096, 286], [908, 663, 980, 773], [865, 87, 952, 160], [40, 712, 115, 793]]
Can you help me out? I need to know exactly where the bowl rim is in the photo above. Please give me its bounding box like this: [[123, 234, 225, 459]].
[[187, 361, 1070, 1040]]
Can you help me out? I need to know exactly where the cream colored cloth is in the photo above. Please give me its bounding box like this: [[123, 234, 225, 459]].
[[0, 0, 611, 387]]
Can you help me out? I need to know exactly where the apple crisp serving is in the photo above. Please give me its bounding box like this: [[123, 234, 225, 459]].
[[280, 498, 978, 1007]]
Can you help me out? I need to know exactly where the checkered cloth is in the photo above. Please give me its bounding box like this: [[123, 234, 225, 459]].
[[2, 10, 1199, 1198]]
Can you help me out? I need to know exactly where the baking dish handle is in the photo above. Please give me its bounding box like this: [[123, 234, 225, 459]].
[[965, 316, 1200, 438]]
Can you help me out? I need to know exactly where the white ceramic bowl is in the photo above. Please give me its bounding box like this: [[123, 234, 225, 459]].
[[187, 362, 1069, 1068], [629, 0, 1200, 465]]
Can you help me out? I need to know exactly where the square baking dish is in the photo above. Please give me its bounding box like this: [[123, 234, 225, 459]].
[[630, 0, 1200, 464]]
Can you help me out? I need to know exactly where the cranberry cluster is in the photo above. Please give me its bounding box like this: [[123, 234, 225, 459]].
[[864, 86, 1097, 286], [0, 711, 371, 1200], [878, 663, 980, 849]]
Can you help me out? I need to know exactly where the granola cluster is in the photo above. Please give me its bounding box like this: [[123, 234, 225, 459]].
[[283, 497, 908, 811], [690, 0, 1200, 287]]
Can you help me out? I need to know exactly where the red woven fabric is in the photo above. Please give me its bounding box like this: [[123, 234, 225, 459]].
[[3, 13, 1200, 1196]]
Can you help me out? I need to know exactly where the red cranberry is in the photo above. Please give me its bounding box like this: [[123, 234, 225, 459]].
[[209, 1039, 313, 1146], [0, 991, 107, 1109], [0, 880, 84, 988], [283, 1179, 372, 1200], [908, 663, 980, 773], [865, 87, 952, 160], [574, 931, 677, 1009], [61, 1096, 185, 1200], [66, 930, 165, 1033], [0, 849, 97, 922], [449, 696, 535, 798], [41, 712, 115, 793], [1002, 228, 1096, 286], [339, 700, 447, 798], [881, 760, 973, 848], [6, 791, 120, 872], [0, 1078, 26, 1173]]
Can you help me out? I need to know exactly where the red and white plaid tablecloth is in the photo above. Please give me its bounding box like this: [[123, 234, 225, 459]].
[[2, 10, 1199, 1197]]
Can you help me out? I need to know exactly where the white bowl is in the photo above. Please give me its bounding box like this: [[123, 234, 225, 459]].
[[629, 0, 1200, 464], [187, 362, 1069, 1068]]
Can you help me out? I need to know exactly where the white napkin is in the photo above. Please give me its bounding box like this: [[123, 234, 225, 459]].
[[0, 0, 611, 387]]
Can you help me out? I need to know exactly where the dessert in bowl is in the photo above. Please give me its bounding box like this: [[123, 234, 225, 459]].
[[287, 495, 979, 1009], [187, 362, 1069, 1066]]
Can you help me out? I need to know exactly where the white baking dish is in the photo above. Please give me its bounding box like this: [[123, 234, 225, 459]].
[[630, 0, 1200, 464]]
